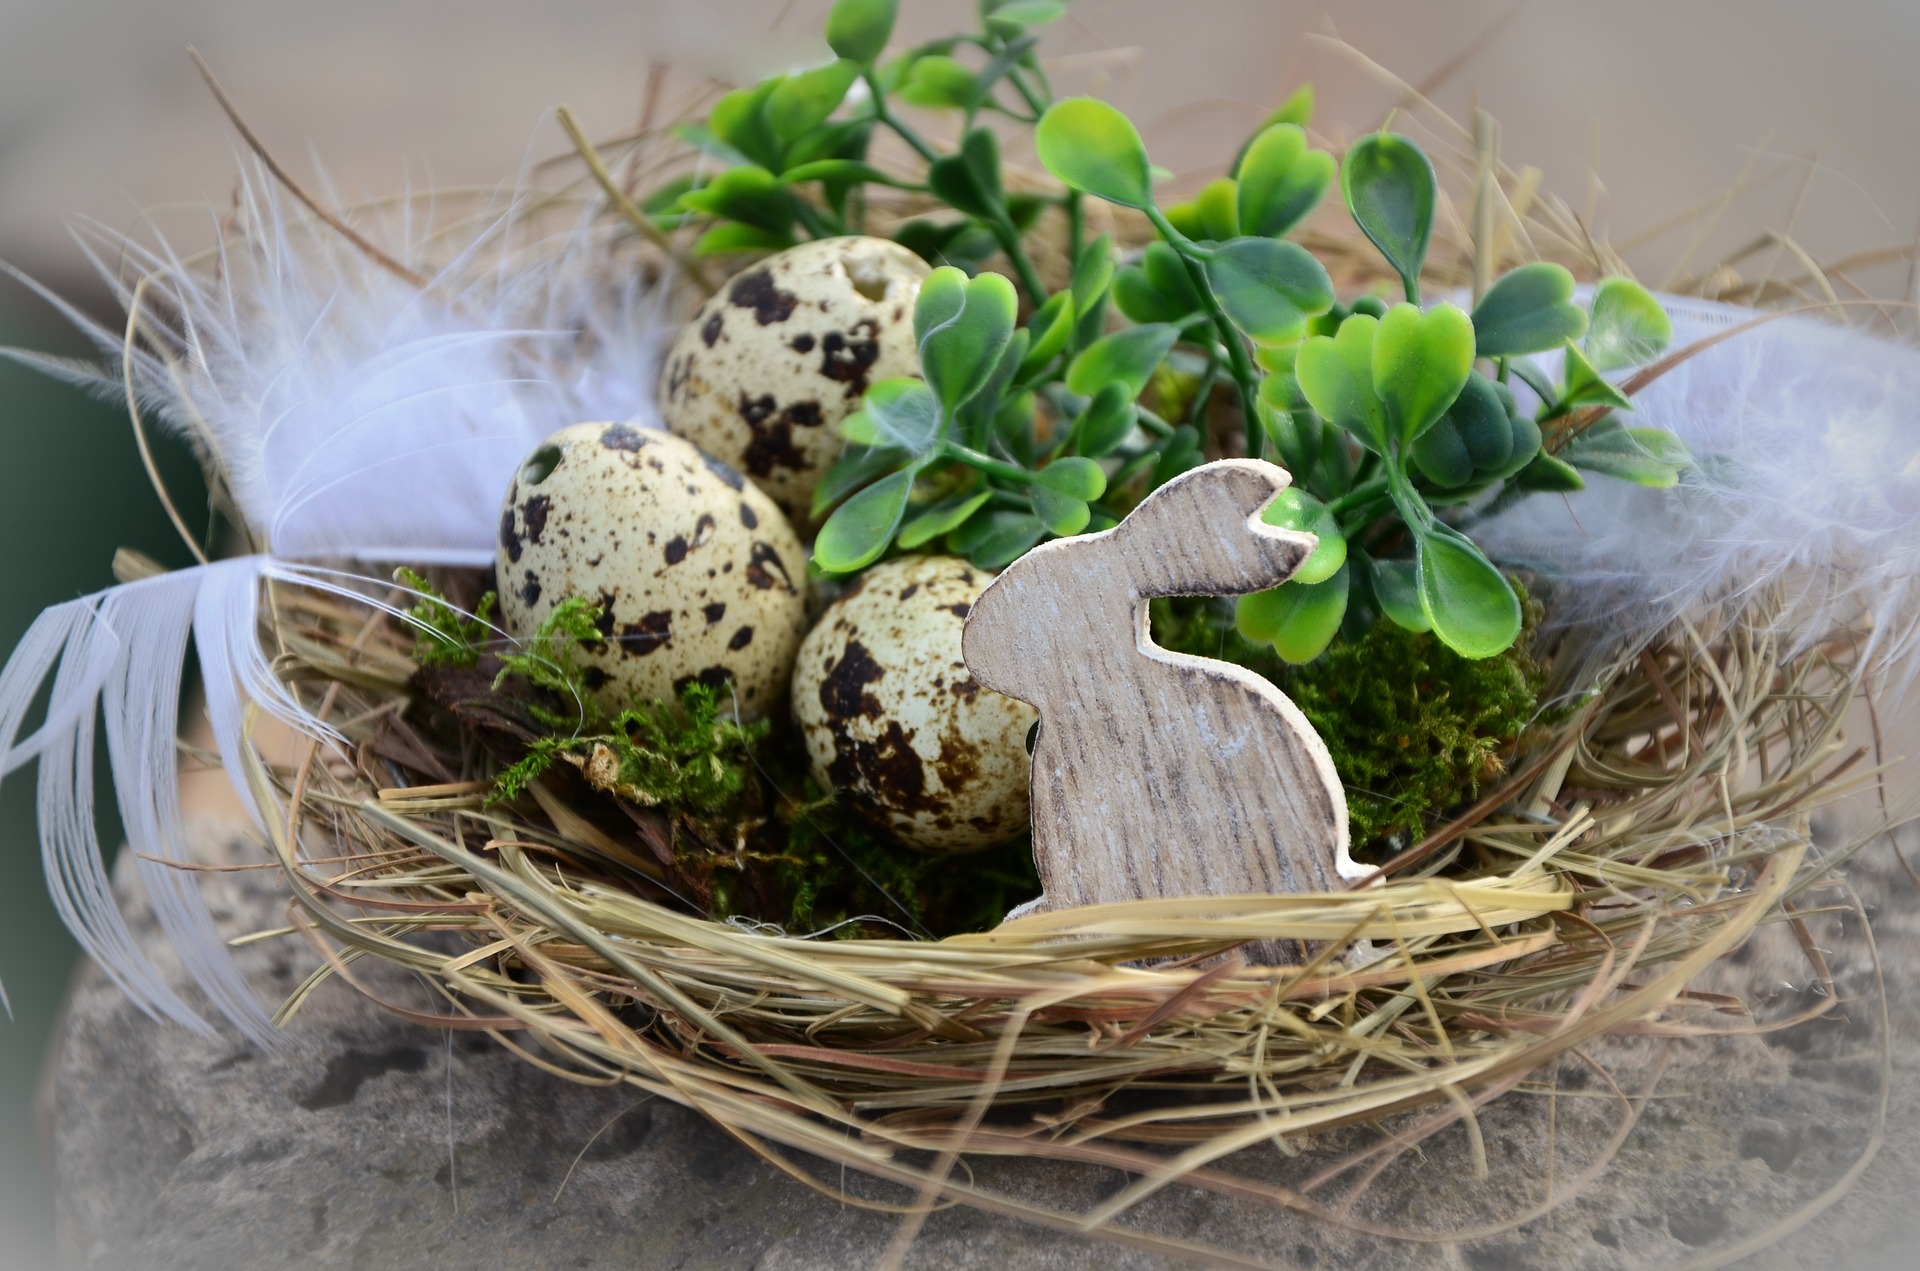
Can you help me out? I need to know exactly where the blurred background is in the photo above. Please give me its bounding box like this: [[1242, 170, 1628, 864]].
[[2, 1, 1916, 1264]]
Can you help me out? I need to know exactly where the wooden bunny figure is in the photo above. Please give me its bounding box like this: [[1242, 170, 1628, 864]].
[[962, 459, 1370, 933]]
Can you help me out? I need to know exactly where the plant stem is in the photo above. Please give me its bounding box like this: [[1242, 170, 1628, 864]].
[[864, 72, 940, 164], [1066, 190, 1084, 267], [943, 442, 1037, 484], [1186, 351, 1221, 427], [985, 214, 1050, 307], [1146, 207, 1263, 460], [1328, 477, 1390, 518]]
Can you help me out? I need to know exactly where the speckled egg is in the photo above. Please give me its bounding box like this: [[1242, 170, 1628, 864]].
[[657, 236, 929, 523], [496, 422, 807, 718], [792, 556, 1037, 853]]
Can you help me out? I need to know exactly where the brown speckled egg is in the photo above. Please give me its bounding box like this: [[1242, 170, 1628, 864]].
[[496, 422, 807, 718], [792, 556, 1036, 853], [657, 236, 929, 523]]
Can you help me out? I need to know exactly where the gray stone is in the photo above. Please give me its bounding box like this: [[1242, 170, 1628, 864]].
[[48, 816, 1920, 1270]]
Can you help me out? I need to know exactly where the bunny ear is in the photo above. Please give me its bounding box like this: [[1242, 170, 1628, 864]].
[[1111, 459, 1313, 598]]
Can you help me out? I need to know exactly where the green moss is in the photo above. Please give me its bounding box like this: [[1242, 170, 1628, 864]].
[[394, 567, 495, 670], [1152, 595, 1544, 851]]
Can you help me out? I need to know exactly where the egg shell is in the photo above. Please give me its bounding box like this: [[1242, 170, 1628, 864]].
[[792, 556, 1037, 853], [496, 422, 807, 718], [657, 236, 929, 523]]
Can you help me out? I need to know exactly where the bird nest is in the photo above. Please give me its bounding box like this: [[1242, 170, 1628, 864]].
[[247, 573, 1869, 1261]]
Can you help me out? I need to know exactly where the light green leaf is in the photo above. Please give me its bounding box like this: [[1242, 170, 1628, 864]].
[[1236, 564, 1349, 663], [1236, 124, 1335, 239], [985, 0, 1066, 29], [766, 60, 860, 143], [1472, 262, 1588, 357], [1204, 236, 1334, 346], [1065, 323, 1179, 400], [1370, 558, 1429, 632], [692, 223, 796, 256], [1073, 382, 1136, 457], [1229, 84, 1316, 177], [780, 159, 917, 187], [1029, 484, 1091, 536], [812, 444, 907, 516], [1515, 451, 1586, 492], [1586, 277, 1672, 371], [1373, 302, 1474, 447], [1342, 132, 1436, 298], [1035, 98, 1155, 208], [1415, 525, 1520, 658], [825, 0, 897, 63], [1018, 290, 1076, 376], [1194, 177, 1240, 241], [1036, 455, 1107, 501], [1561, 419, 1691, 487], [677, 165, 795, 233], [707, 82, 782, 169], [814, 468, 915, 572], [917, 269, 1019, 412], [898, 490, 992, 549], [860, 377, 942, 453], [1258, 487, 1345, 585], [899, 55, 977, 109], [1295, 312, 1386, 452], [1560, 340, 1633, 411]]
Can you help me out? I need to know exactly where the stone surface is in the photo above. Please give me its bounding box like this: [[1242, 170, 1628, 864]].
[[47, 812, 1920, 1270]]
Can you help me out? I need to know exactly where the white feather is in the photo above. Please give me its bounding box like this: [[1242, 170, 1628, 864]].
[[1476, 295, 1920, 678]]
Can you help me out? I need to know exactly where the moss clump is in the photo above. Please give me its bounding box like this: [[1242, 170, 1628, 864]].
[[1152, 596, 1544, 851]]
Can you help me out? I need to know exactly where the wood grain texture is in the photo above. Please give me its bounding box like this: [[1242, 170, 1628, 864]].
[[962, 460, 1367, 928]]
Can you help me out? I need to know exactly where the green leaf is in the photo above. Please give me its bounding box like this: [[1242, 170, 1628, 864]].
[[1296, 313, 1386, 452], [1204, 236, 1334, 346], [1235, 124, 1335, 239], [1236, 564, 1349, 663], [1415, 525, 1520, 658], [899, 55, 978, 109], [917, 268, 1019, 412], [1370, 558, 1430, 632], [826, 0, 897, 63], [1036, 455, 1107, 501], [1015, 292, 1075, 379], [1342, 132, 1436, 298], [1066, 323, 1179, 400], [1559, 340, 1633, 411], [1230, 85, 1317, 177], [814, 468, 916, 572], [1194, 177, 1240, 241], [926, 127, 1005, 218], [1561, 419, 1691, 487], [1514, 451, 1585, 492], [780, 159, 917, 187], [950, 509, 1045, 569], [1072, 382, 1136, 457], [1114, 242, 1204, 327], [859, 377, 942, 453], [1471, 262, 1588, 357], [766, 60, 860, 144], [1258, 487, 1345, 585], [692, 223, 796, 255], [1372, 302, 1474, 447], [1586, 277, 1672, 371], [707, 81, 783, 169], [898, 490, 992, 549], [1411, 372, 1511, 486], [812, 445, 908, 516], [984, 0, 1066, 30], [1035, 98, 1155, 208], [1152, 425, 1205, 486], [1030, 484, 1091, 536], [678, 165, 795, 233], [1256, 375, 1323, 482]]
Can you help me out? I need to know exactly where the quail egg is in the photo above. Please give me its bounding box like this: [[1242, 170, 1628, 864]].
[[657, 236, 929, 523], [792, 555, 1036, 853], [496, 422, 807, 717]]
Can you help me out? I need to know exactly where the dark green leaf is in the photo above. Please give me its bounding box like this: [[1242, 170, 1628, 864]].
[[897, 490, 992, 549], [1204, 236, 1334, 346], [826, 0, 897, 63], [1258, 487, 1345, 585], [766, 60, 861, 144], [1472, 262, 1588, 357], [1586, 276, 1672, 371], [1415, 524, 1520, 658], [708, 81, 785, 170], [1065, 323, 1179, 399], [916, 267, 1019, 412], [1412, 372, 1510, 485], [677, 165, 795, 233], [812, 444, 908, 517], [1073, 382, 1135, 457], [1018, 291, 1075, 376], [1236, 124, 1335, 239], [1370, 558, 1429, 632], [1035, 97, 1155, 208], [814, 468, 915, 572], [950, 509, 1045, 569], [1114, 242, 1203, 326], [1152, 425, 1205, 486], [1410, 416, 1474, 487], [781, 159, 918, 188], [1342, 132, 1436, 297], [926, 127, 1005, 218], [1236, 564, 1349, 663], [1372, 302, 1474, 446]]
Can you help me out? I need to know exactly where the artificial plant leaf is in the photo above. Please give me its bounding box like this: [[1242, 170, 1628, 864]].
[[1342, 132, 1436, 298], [859, 377, 943, 453], [1256, 372, 1323, 483], [1295, 312, 1386, 452], [917, 268, 1019, 412], [1073, 382, 1136, 457], [1560, 340, 1633, 411], [1230, 84, 1317, 176], [812, 444, 909, 517], [1152, 425, 1205, 486], [1514, 451, 1586, 492], [1258, 487, 1346, 585], [1035, 97, 1155, 208], [1194, 178, 1240, 242], [1372, 302, 1475, 447], [692, 223, 796, 255], [707, 82, 783, 170], [950, 508, 1046, 569], [1415, 524, 1520, 659], [1029, 484, 1091, 536], [899, 55, 978, 108], [1409, 416, 1475, 487], [984, 0, 1067, 31], [1036, 455, 1108, 501], [780, 159, 915, 187], [926, 127, 1005, 218], [1236, 124, 1336, 239], [1019, 291, 1076, 377], [677, 165, 796, 233], [898, 490, 992, 549], [1066, 324, 1180, 400], [814, 467, 915, 572], [825, 0, 897, 63], [1204, 236, 1335, 346], [1370, 558, 1430, 632], [1586, 276, 1673, 371], [1561, 419, 1691, 487], [1236, 564, 1349, 663], [767, 59, 861, 144], [1471, 262, 1588, 358], [954, 330, 1030, 445]]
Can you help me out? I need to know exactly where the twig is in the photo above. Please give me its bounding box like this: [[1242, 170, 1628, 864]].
[[555, 105, 718, 297]]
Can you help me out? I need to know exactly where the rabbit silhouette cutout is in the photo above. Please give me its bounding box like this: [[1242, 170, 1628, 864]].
[[963, 459, 1369, 936]]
